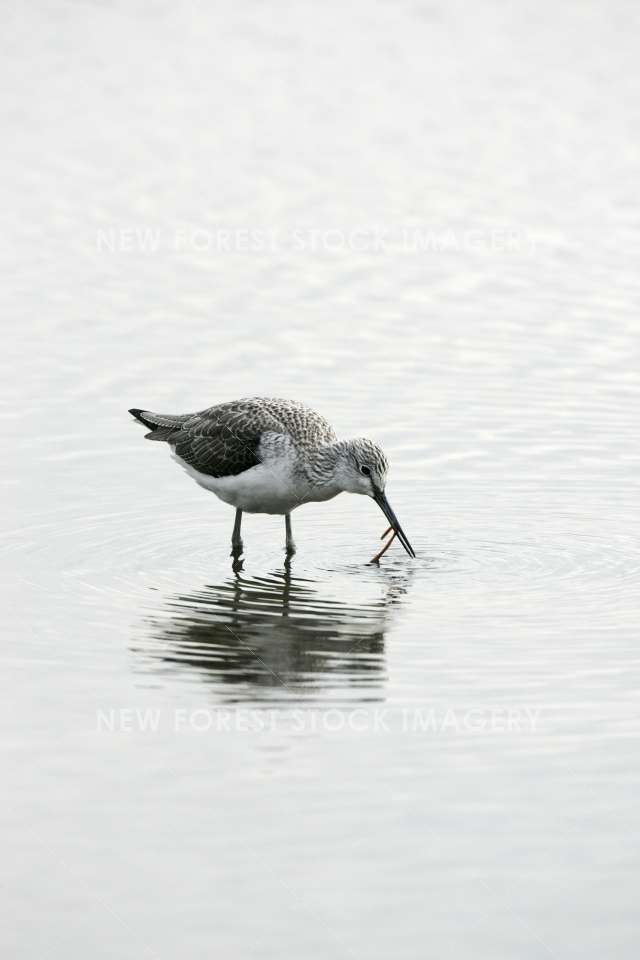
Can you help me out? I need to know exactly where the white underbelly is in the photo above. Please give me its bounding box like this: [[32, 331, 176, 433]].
[[170, 450, 309, 515]]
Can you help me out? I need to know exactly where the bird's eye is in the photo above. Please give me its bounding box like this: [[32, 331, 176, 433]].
[[360, 465, 371, 476]]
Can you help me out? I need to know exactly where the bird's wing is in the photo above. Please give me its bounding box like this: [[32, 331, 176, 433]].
[[132, 397, 337, 479], [171, 402, 285, 478]]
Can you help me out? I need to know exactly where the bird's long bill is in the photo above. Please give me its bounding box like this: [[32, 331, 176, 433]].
[[373, 491, 416, 558]]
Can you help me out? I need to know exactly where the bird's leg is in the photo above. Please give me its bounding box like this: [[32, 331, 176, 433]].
[[285, 513, 296, 556], [231, 508, 243, 555]]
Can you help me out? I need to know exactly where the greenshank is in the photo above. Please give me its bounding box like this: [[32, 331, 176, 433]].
[[128, 397, 415, 562]]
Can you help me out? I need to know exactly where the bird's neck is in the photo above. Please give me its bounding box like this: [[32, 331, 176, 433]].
[[303, 440, 350, 489]]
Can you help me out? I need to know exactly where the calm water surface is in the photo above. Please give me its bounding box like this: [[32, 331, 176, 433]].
[[2, 2, 640, 958]]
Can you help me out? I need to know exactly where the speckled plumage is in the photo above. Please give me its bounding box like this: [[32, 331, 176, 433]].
[[130, 397, 337, 479]]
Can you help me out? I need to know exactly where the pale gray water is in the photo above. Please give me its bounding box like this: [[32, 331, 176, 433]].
[[2, 2, 640, 958]]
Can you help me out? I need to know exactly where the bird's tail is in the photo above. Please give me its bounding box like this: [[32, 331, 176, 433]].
[[128, 408, 188, 441]]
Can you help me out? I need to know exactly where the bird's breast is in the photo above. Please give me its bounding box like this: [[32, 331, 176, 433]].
[[171, 450, 323, 515]]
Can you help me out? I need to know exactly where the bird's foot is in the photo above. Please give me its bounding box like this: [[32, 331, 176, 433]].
[[230, 542, 244, 573]]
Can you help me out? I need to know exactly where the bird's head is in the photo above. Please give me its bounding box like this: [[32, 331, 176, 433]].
[[335, 438, 415, 558], [336, 437, 389, 496]]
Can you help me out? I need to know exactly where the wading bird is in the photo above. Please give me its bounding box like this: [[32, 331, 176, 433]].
[[128, 397, 415, 562]]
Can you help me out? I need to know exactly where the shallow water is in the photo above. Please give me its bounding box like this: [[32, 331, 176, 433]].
[[2, 2, 640, 958]]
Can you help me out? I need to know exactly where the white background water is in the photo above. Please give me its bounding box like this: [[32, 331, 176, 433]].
[[2, 2, 639, 957]]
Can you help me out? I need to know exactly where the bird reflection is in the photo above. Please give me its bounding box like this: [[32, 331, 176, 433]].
[[137, 565, 412, 701]]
